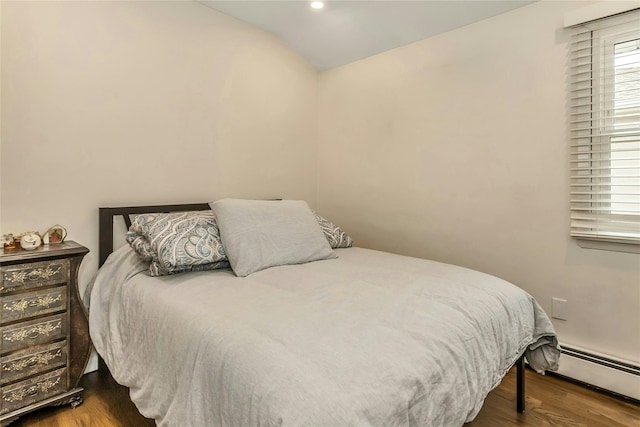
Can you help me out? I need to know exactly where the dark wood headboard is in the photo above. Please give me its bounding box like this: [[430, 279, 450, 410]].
[[98, 203, 211, 267]]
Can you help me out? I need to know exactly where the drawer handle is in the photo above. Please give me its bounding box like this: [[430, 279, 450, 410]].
[[2, 349, 62, 373], [29, 266, 62, 281], [3, 295, 62, 313], [4, 265, 61, 285], [3, 377, 60, 403], [4, 321, 62, 342]]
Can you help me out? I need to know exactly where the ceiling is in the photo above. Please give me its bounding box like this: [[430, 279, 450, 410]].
[[199, 0, 536, 71]]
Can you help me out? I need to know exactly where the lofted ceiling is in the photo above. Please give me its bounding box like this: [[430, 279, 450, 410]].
[[199, 0, 537, 71]]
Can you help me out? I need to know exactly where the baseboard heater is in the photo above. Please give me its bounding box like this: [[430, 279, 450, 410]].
[[561, 346, 640, 376], [549, 345, 640, 403]]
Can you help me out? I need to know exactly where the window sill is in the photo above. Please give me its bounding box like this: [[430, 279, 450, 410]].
[[575, 239, 640, 254]]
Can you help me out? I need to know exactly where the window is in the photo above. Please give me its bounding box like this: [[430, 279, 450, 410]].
[[568, 10, 640, 250]]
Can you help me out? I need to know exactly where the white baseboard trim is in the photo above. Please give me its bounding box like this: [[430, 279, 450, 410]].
[[556, 344, 640, 401]]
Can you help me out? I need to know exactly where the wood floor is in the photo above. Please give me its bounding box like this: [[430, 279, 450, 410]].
[[9, 367, 640, 427]]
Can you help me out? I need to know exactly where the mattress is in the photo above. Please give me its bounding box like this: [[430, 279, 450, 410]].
[[89, 245, 559, 427]]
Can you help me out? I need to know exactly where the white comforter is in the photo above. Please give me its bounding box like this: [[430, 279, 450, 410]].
[[89, 246, 559, 427]]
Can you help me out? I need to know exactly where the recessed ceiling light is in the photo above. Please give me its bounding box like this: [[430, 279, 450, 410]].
[[311, 1, 324, 10]]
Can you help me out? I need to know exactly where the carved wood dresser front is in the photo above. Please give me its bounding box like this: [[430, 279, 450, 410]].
[[0, 241, 90, 426]]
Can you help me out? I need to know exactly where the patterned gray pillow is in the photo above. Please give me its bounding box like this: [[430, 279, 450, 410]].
[[314, 212, 353, 248], [125, 233, 156, 262], [127, 211, 228, 276], [148, 258, 229, 277]]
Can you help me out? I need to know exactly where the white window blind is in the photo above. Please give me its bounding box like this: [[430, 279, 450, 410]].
[[568, 10, 640, 246]]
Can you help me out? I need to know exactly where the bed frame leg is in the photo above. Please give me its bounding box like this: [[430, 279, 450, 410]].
[[516, 354, 525, 413]]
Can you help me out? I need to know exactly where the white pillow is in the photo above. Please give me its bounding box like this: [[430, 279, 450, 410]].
[[211, 199, 337, 277]]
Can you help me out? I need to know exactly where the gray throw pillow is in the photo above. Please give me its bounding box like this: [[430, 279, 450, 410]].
[[211, 199, 337, 277]]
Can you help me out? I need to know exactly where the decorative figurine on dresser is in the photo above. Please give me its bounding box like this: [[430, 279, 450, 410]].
[[0, 241, 90, 426]]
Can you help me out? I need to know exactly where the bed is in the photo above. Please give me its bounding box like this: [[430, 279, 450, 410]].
[[88, 201, 560, 427]]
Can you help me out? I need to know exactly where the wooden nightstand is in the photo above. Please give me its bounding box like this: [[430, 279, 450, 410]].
[[0, 241, 90, 426]]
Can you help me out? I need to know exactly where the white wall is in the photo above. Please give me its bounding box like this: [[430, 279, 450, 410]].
[[317, 0, 640, 375], [1, 1, 319, 289]]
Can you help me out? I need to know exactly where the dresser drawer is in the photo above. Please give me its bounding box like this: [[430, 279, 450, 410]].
[[0, 260, 69, 295], [0, 341, 67, 385], [0, 314, 67, 354], [1, 287, 67, 323], [0, 367, 67, 415]]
